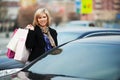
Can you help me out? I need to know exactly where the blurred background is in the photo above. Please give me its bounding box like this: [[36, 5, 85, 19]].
[[0, 0, 120, 49]]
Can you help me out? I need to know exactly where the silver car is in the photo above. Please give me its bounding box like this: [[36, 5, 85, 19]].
[[0, 35, 120, 80], [57, 27, 120, 45]]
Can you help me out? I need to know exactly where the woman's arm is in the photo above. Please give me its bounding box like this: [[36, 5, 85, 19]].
[[25, 24, 35, 49]]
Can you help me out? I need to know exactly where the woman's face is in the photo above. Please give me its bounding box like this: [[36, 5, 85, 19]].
[[37, 13, 48, 27]]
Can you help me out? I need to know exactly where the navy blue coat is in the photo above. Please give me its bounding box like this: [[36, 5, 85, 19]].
[[25, 25, 58, 61]]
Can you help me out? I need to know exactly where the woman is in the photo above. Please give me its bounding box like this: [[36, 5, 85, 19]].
[[0, 8, 58, 70], [26, 8, 58, 61]]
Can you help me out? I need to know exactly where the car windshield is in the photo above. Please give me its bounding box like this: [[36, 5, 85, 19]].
[[28, 42, 120, 80]]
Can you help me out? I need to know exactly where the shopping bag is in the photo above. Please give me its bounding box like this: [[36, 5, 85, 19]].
[[14, 29, 30, 63], [6, 29, 17, 58], [7, 28, 20, 52]]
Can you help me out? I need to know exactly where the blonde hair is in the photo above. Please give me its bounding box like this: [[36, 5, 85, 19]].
[[33, 8, 52, 27]]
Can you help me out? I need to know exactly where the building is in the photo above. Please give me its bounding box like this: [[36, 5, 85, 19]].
[[40, 0, 120, 23], [0, 0, 19, 21], [93, 0, 120, 21], [0, 0, 19, 32]]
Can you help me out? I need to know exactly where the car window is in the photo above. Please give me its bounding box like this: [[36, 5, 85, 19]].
[[58, 32, 82, 45], [28, 43, 120, 80]]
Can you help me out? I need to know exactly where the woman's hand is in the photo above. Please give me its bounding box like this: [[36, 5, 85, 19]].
[[26, 24, 34, 30]]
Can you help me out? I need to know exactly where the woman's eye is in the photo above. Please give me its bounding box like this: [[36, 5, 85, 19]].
[[38, 17, 41, 19], [43, 16, 47, 18], [38, 16, 46, 19]]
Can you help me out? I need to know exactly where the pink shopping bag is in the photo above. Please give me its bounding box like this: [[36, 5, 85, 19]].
[[6, 49, 15, 58]]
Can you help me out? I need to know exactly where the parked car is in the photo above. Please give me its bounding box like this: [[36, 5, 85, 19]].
[[57, 27, 120, 45], [64, 20, 95, 27], [0, 35, 120, 80], [103, 23, 120, 29]]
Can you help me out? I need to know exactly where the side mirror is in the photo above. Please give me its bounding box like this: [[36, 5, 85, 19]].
[[50, 48, 62, 55]]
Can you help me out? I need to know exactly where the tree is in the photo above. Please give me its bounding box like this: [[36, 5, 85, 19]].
[[17, 4, 39, 28], [67, 12, 80, 21]]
